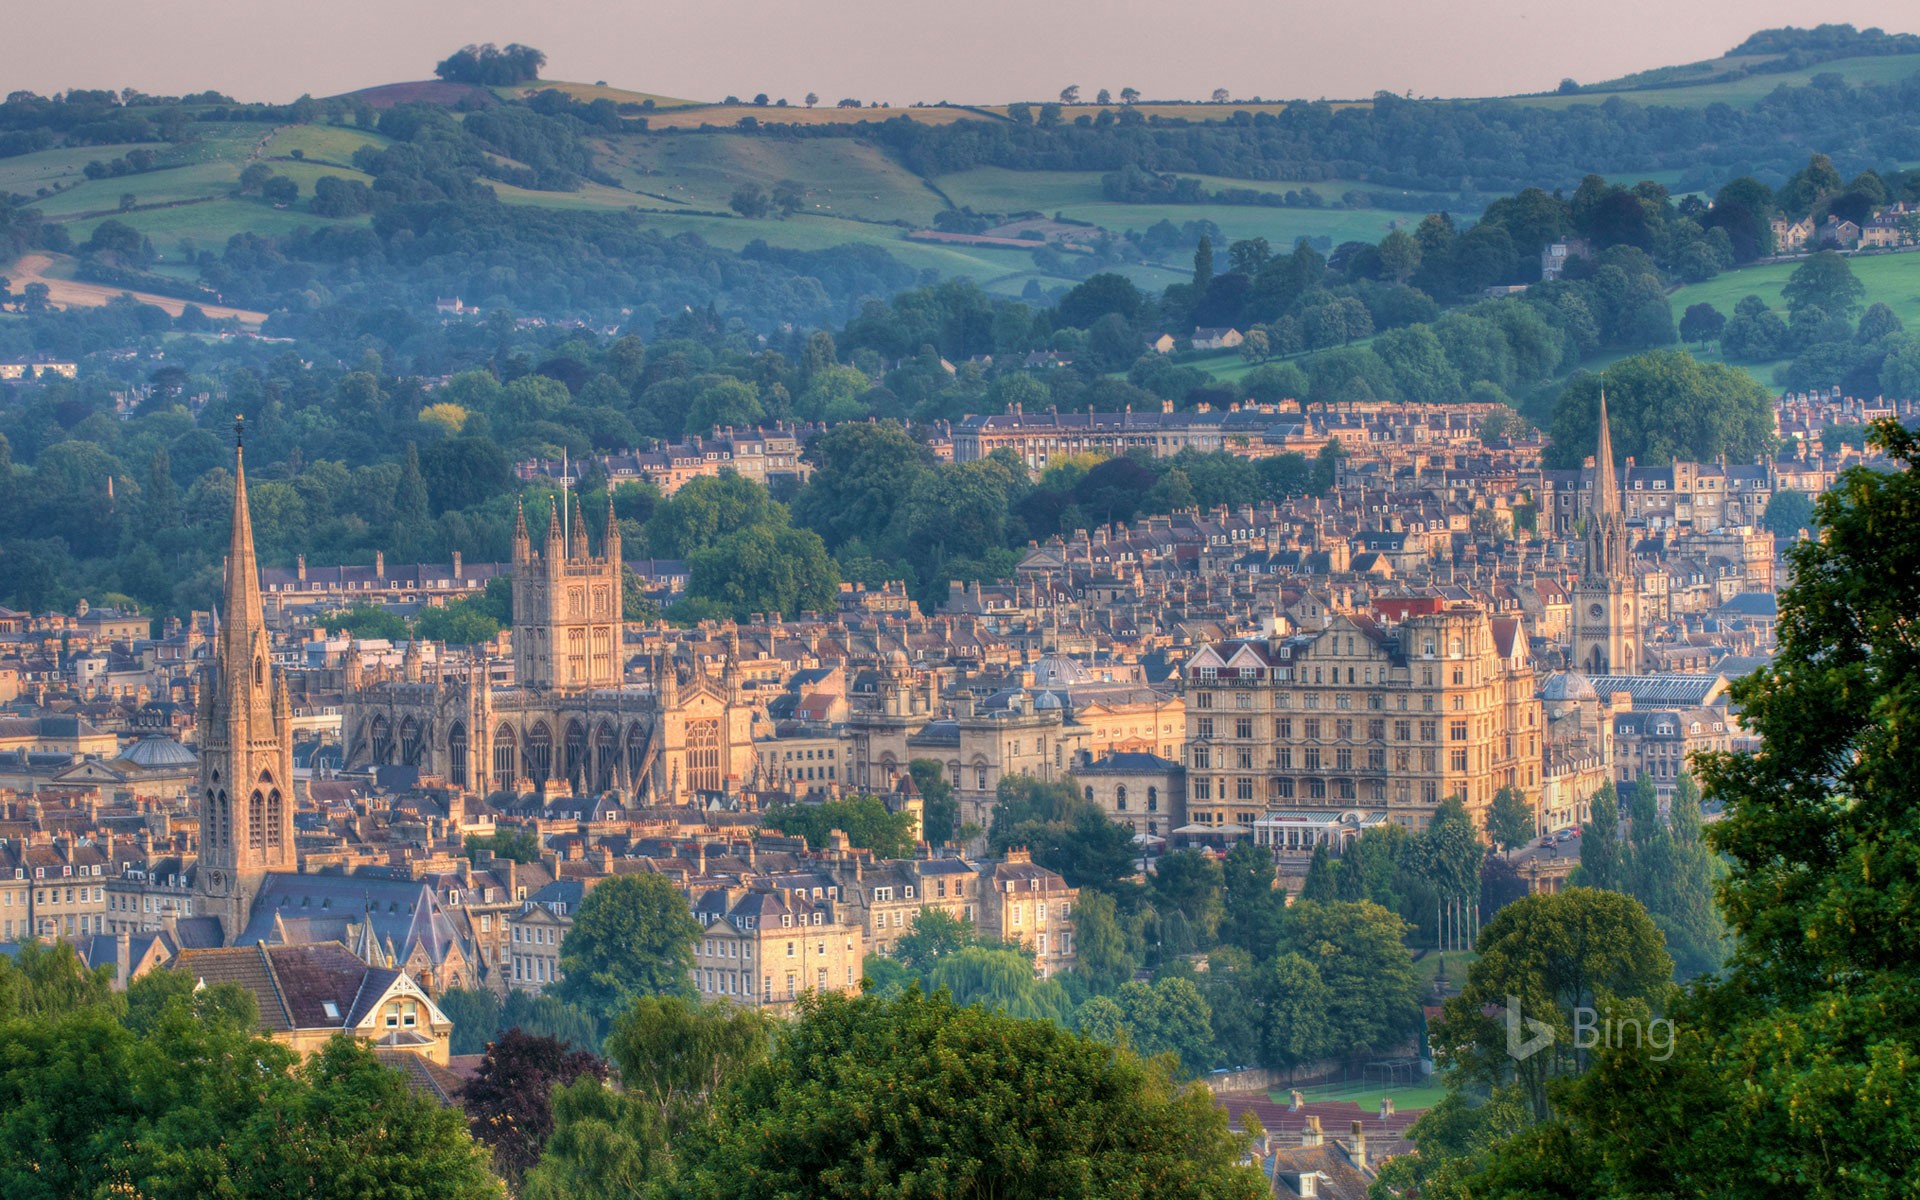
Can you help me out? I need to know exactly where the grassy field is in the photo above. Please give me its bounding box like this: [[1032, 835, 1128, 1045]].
[[936, 168, 1417, 251], [1503, 52, 1920, 109], [595, 134, 948, 225], [496, 79, 703, 109], [1664, 251, 1920, 383], [1275, 1080, 1449, 1112], [637, 103, 996, 130]]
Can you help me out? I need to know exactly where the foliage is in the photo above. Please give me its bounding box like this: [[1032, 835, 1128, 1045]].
[[464, 1029, 606, 1184], [683, 987, 1267, 1200], [554, 873, 701, 1029], [1548, 351, 1775, 468], [762, 794, 917, 859], [1282, 899, 1421, 1053], [907, 758, 959, 845], [987, 774, 1137, 894], [463, 826, 541, 864], [1455, 420, 1920, 1194], [1487, 785, 1536, 853]]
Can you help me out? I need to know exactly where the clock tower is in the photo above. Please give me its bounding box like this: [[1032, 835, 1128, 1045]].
[[1570, 391, 1639, 675], [196, 419, 297, 942]]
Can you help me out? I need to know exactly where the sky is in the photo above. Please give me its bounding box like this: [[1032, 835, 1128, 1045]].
[[7, 1, 1919, 105]]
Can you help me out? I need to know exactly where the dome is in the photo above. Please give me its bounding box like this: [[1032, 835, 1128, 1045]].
[[1539, 672, 1599, 702], [1033, 690, 1064, 711], [124, 736, 198, 767], [1029, 654, 1093, 688]]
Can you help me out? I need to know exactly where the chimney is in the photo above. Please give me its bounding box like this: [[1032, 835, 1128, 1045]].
[[1302, 1116, 1322, 1147], [375, 550, 385, 578], [452, 551, 463, 578], [1349, 1121, 1367, 1169], [1289, 1089, 1304, 1111], [115, 929, 131, 991]]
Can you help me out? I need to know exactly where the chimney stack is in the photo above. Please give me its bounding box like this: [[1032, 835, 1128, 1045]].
[[1349, 1120, 1367, 1169], [1302, 1116, 1322, 1147]]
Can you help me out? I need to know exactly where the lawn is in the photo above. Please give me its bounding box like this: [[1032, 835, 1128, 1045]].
[[1275, 1080, 1450, 1113], [1666, 250, 1920, 382]]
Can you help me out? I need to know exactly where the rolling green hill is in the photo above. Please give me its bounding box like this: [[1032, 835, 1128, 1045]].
[[1667, 252, 1920, 381], [1507, 51, 1920, 109]]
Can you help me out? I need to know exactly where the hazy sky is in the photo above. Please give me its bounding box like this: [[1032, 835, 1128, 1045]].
[[8, 1, 1919, 105]]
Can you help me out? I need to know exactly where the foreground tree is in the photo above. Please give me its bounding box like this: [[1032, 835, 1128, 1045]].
[[685, 988, 1266, 1200], [1458, 420, 1920, 1194]]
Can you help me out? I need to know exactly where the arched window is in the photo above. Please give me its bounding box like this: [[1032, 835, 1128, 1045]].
[[1115, 785, 1128, 812], [218, 790, 231, 848], [248, 791, 265, 851], [266, 790, 284, 849], [594, 722, 618, 793], [448, 723, 469, 789], [1084, 785, 1094, 802], [254, 657, 264, 687], [564, 720, 588, 791], [524, 723, 553, 786], [369, 714, 393, 765], [1147, 786, 1159, 812], [493, 723, 517, 792], [626, 724, 648, 790], [399, 717, 424, 767]]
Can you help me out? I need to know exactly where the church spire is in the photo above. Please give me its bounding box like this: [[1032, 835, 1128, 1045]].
[[224, 417, 265, 670], [512, 499, 531, 564], [1593, 389, 1620, 519]]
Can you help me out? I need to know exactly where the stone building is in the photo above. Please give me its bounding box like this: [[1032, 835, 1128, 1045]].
[[339, 498, 754, 804], [1182, 602, 1540, 834]]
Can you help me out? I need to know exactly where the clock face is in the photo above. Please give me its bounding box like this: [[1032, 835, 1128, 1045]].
[[1588, 603, 1605, 619]]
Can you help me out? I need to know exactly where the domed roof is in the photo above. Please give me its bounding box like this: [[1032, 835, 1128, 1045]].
[[124, 736, 198, 767], [1029, 654, 1093, 688], [1032, 689, 1064, 710], [1540, 672, 1599, 702]]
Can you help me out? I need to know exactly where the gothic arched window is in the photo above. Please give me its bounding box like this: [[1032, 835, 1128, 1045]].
[[266, 790, 283, 849], [247, 791, 265, 851]]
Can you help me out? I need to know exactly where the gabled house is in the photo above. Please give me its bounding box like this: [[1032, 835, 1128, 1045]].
[[172, 941, 455, 1063]]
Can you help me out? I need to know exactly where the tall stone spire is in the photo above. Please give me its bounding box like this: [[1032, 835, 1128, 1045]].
[[224, 416, 266, 684], [570, 495, 591, 561], [1593, 389, 1621, 520], [512, 499, 532, 565], [198, 415, 297, 943]]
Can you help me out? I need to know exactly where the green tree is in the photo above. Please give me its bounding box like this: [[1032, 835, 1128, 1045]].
[[1761, 487, 1813, 540], [554, 873, 701, 1028], [927, 946, 1074, 1023], [1412, 795, 1484, 904], [1678, 302, 1726, 346], [647, 472, 784, 557], [463, 827, 540, 864], [1487, 786, 1536, 855], [685, 988, 1267, 1200], [1067, 888, 1136, 993], [1548, 351, 1774, 468], [235, 1036, 501, 1199], [1260, 951, 1333, 1069], [1780, 249, 1865, 321], [1113, 976, 1214, 1076], [762, 794, 916, 859], [319, 603, 411, 641], [1220, 840, 1286, 957], [1573, 780, 1622, 891], [987, 774, 1137, 894], [907, 758, 958, 845], [686, 524, 838, 621], [1281, 900, 1420, 1053], [1299, 843, 1338, 902], [1431, 888, 1672, 1120]]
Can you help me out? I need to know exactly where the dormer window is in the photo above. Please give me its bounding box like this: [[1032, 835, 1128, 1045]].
[[322, 1000, 340, 1021]]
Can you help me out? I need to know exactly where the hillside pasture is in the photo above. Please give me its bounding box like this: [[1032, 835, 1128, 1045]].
[[1666, 250, 1920, 380], [496, 79, 703, 109], [595, 134, 946, 225], [1503, 52, 1920, 109], [635, 103, 998, 130], [936, 167, 1415, 253]]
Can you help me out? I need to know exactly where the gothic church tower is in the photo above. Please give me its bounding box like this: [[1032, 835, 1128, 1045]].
[[197, 419, 297, 941], [1571, 391, 1640, 675], [511, 495, 623, 691]]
